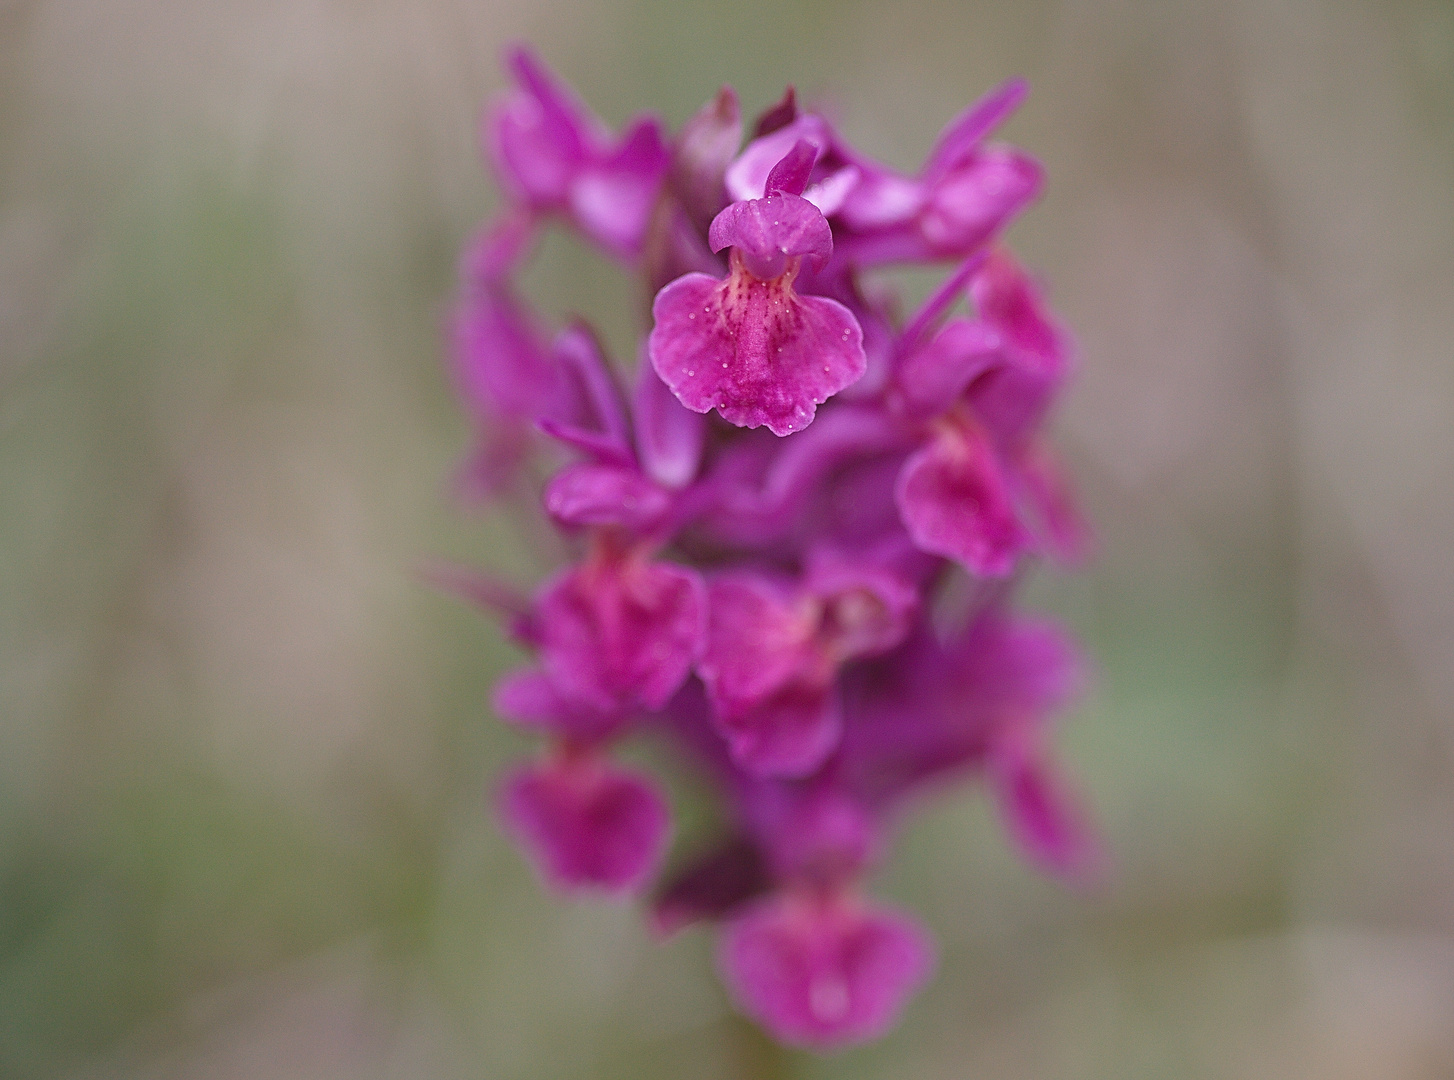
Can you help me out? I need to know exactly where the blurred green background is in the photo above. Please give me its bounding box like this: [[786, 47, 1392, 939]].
[[2, 0, 1452, 1076]]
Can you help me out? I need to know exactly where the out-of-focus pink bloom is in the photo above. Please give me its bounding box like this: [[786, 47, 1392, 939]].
[[838, 610, 1099, 880], [529, 541, 705, 720], [718, 892, 933, 1050], [501, 751, 670, 893], [672, 86, 743, 232], [448, 243, 555, 501], [489, 46, 670, 260], [884, 249, 1089, 574], [697, 558, 915, 777], [895, 414, 1029, 576]]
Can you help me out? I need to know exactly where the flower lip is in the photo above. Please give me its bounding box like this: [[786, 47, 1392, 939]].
[[718, 892, 935, 1049], [647, 264, 865, 435], [500, 752, 670, 894]]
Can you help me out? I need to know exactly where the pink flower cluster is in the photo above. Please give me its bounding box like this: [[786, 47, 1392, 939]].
[[441, 47, 1097, 1051]]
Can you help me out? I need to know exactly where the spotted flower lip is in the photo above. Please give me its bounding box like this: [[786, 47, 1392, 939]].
[[649, 143, 867, 436]]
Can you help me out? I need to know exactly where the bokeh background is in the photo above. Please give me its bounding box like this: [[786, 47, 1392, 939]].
[[3, 0, 1453, 1076]]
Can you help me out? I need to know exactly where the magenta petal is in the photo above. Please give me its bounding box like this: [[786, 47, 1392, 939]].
[[492, 95, 576, 206], [417, 559, 535, 641], [922, 77, 1030, 181], [490, 48, 668, 260], [838, 170, 925, 231], [450, 426, 530, 504], [763, 139, 818, 197], [719, 894, 934, 1049], [449, 282, 554, 422], [919, 147, 1043, 256], [699, 575, 817, 711], [748, 785, 879, 882], [698, 574, 841, 775], [491, 48, 591, 206], [538, 556, 706, 713], [895, 426, 1028, 576], [675, 86, 743, 229], [753, 85, 798, 137], [493, 669, 568, 731], [964, 615, 1087, 721], [544, 462, 671, 530], [991, 745, 1100, 882], [805, 555, 919, 661], [448, 280, 557, 500], [570, 117, 671, 258], [725, 115, 835, 203], [492, 668, 624, 741], [508, 46, 600, 145], [500, 755, 669, 894], [963, 251, 1072, 445], [708, 194, 833, 276], [649, 269, 866, 436], [717, 679, 841, 779], [802, 165, 861, 217], [1017, 440, 1093, 567], [541, 324, 632, 461], [633, 356, 705, 489], [459, 212, 536, 285], [895, 317, 1003, 415], [971, 246, 1065, 359], [536, 418, 635, 466]]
